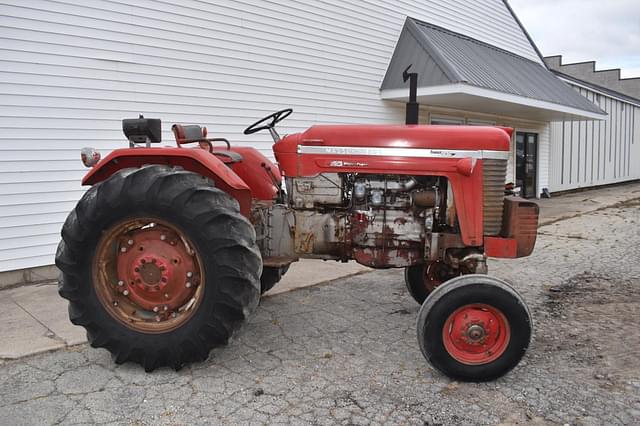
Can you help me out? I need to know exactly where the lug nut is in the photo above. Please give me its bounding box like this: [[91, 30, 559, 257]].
[[113, 301, 118, 306], [153, 306, 159, 312], [186, 282, 192, 288], [123, 290, 129, 296], [117, 280, 124, 287], [160, 234, 167, 241], [171, 312, 177, 318], [164, 293, 170, 299], [155, 316, 161, 322], [163, 306, 168, 311], [127, 239, 134, 246], [120, 247, 127, 253], [187, 271, 193, 278]]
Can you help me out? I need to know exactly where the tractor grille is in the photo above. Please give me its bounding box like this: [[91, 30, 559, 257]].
[[483, 159, 508, 236]]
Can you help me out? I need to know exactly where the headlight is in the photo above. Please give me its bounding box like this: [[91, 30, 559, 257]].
[[370, 189, 384, 206], [81, 147, 101, 168]]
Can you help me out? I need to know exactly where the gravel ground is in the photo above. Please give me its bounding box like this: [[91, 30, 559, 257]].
[[0, 200, 639, 425]]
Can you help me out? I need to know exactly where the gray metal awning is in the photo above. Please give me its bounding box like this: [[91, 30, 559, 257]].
[[380, 18, 606, 121]]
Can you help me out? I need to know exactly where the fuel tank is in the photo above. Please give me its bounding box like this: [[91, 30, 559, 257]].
[[273, 124, 511, 178]]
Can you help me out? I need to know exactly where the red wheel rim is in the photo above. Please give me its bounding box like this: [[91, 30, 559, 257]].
[[442, 303, 511, 365], [93, 218, 204, 333]]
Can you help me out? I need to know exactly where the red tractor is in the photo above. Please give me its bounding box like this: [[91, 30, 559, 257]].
[[57, 108, 538, 381]]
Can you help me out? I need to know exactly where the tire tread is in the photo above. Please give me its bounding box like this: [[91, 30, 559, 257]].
[[56, 165, 261, 371]]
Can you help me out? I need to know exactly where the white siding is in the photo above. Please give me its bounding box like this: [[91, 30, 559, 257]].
[[549, 84, 640, 192], [0, 0, 541, 272], [425, 107, 549, 196]]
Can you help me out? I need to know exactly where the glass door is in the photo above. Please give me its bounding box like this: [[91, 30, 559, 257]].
[[515, 132, 538, 199]]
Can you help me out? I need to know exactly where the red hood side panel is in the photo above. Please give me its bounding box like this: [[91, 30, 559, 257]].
[[275, 125, 511, 153], [273, 125, 512, 179]]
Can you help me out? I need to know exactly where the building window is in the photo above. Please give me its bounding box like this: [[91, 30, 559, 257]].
[[467, 119, 497, 126], [430, 115, 464, 125]]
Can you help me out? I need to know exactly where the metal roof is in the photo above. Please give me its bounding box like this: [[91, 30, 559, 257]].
[[552, 70, 640, 106], [381, 18, 604, 115]]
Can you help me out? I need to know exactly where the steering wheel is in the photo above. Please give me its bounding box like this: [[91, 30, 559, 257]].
[[244, 108, 293, 135]]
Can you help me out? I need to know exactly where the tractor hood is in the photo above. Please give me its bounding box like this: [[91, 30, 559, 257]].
[[275, 125, 512, 155]]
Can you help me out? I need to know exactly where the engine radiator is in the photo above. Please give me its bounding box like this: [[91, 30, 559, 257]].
[[483, 159, 508, 236]]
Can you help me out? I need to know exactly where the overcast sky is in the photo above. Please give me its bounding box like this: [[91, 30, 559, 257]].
[[509, 0, 640, 78]]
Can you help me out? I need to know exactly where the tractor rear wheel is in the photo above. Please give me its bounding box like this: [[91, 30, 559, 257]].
[[260, 265, 290, 294], [56, 165, 261, 371], [416, 275, 532, 381]]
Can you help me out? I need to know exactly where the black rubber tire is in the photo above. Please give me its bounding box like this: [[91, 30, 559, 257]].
[[260, 265, 290, 294], [55, 165, 262, 371], [404, 264, 430, 304], [416, 275, 532, 382]]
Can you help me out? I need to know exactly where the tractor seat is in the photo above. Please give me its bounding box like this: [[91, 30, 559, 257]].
[[171, 124, 242, 164]]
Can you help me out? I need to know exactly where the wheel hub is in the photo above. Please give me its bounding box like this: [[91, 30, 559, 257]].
[[466, 324, 486, 342], [442, 304, 510, 365], [117, 227, 199, 313], [137, 258, 164, 285], [93, 219, 205, 333]]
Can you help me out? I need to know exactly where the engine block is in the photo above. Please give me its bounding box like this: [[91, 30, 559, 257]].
[[255, 174, 438, 267]]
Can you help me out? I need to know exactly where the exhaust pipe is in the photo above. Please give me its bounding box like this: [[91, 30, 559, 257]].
[[403, 65, 420, 125]]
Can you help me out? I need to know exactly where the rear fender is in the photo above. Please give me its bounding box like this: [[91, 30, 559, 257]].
[[83, 148, 253, 217], [227, 147, 281, 201]]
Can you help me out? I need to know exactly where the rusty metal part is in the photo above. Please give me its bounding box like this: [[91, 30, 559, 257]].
[[93, 218, 204, 333], [461, 253, 488, 275], [260, 174, 435, 268], [442, 303, 511, 365], [294, 211, 346, 257], [423, 261, 459, 292], [445, 184, 457, 228], [426, 233, 466, 262], [351, 214, 423, 247], [353, 247, 422, 268], [254, 171, 509, 270], [350, 206, 424, 268], [500, 196, 539, 257], [290, 173, 343, 209], [253, 203, 296, 259], [483, 159, 508, 236], [412, 190, 437, 208]]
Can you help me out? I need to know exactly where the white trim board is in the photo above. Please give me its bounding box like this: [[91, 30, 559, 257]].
[[381, 83, 607, 121], [298, 145, 510, 160]]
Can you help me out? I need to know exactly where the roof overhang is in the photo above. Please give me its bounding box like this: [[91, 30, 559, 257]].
[[381, 83, 607, 122], [380, 18, 607, 123], [554, 73, 640, 108]]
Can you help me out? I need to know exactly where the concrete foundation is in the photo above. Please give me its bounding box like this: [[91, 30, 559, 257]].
[[0, 265, 59, 290]]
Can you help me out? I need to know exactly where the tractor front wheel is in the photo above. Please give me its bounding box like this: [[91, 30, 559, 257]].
[[416, 275, 532, 381], [56, 165, 261, 371]]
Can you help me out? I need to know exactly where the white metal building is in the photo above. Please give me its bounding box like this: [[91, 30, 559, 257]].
[[0, 0, 612, 278], [545, 57, 640, 192]]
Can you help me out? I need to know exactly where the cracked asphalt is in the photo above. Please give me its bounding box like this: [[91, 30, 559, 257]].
[[1, 199, 639, 425]]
